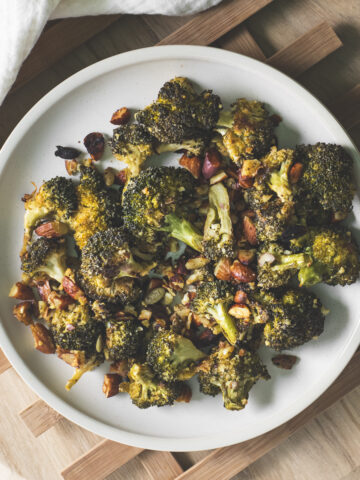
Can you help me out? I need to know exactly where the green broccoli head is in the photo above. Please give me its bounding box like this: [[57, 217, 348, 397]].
[[146, 330, 206, 382], [295, 143, 355, 220], [21, 237, 67, 283], [135, 77, 221, 145], [79, 227, 152, 305], [111, 123, 154, 177], [23, 176, 77, 251], [291, 226, 360, 287], [216, 98, 276, 166], [198, 342, 270, 410], [50, 303, 105, 355], [106, 317, 143, 361], [257, 242, 312, 289], [125, 362, 183, 408], [71, 166, 122, 249], [191, 281, 239, 345], [263, 288, 325, 350], [203, 182, 234, 261], [122, 166, 196, 246]]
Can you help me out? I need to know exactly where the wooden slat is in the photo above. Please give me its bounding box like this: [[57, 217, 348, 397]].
[[331, 84, 360, 130], [176, 350, 360, 480], [218, 24, 266, 61], [19, 399, 62, 437], [11, 15, 121, 94], [61, 439, 143, 480], [267, 22, 342, 77], [157, 0, 273, 46], [0, 349, 11, 374], [139, 451, 184, 480]]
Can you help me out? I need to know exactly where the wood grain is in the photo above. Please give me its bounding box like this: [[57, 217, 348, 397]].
[[10, 15, 121, 94], [139, 451, 184, 479], [61, 439, 143, 480], [331, 83, 360, 130], [267, 22, 342, 77], [218, 24, 267, 61], [176, 350, 360, 480], [0, 348, 11, 374], [157, 0, 273, 46], [19, 399, 62, 437]]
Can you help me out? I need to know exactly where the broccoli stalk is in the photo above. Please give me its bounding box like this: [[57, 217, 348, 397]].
[[163, 214, 203, 253], [203, 182, 234, 260], [206, 302, 239, 345]]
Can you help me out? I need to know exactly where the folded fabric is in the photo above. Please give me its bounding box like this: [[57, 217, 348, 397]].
[[0, 0, 222, 106]]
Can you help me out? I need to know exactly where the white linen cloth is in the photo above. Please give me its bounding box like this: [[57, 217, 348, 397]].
[[0, 0, 222, 106]]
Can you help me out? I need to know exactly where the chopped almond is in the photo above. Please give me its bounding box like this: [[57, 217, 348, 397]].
[[13, 302, 34, 325], [103, 374, 121, 398], [214, 258, 232, 281], [289, 162, 303, 184], [272, 354, 298, 370], [35, 221, 69, 238], [179, 154, 202, 179], [62, 276, 87, 304], [9, 282, 34, 300], [230, 260, 256, 283], [243, 216, 257, 246], [110, 107, 131, 125], [30, 323, 55, 354], [228, 303, 251, 319]]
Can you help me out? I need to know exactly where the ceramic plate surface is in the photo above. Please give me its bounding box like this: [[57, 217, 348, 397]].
[[0, 46, 359, 451]]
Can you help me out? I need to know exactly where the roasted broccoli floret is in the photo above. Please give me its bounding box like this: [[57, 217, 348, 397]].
[[21, 237, 67, 283], [198, 342, 270, 410], [203, 182, 234, 261], [71, 166, 122, 249], [294, 143, 355, 221], [79, 227, 153, 304], [215, 98, 276, 166], [290, 227, 360, 286], [122, 363, 183, 408], [122, 166, 201, 251], [257, 242, 312, 289], [105, 317, 143, 361], [263, 147, 294, 202], [50, 303, 105, 390], [263, 288, 325, 350], [22, 176, 77, 253], [135, 77, 221, 148], [111, 124, 154, 178], [146, 330, 206, 382], [191, 281, 239, 345]]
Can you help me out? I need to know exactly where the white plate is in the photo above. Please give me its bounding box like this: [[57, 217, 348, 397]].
[[0, 46, 359, 452]]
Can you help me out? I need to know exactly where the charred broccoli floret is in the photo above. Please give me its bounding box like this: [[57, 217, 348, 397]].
[[263, 288, 325, 350], [22, 176, 77, 252], [50, 303, 105, 390], [105, 317, 143, 361], [146, 330, 206, 382], [191, 281, 239, 345], [203, 182, 234, 261], [71, 166, 122, 249], [79, 228, 152, 304], [216, 98, 276, 166], [121, 363, 183, 408], [198, 342, 270, 410], [111, 123, 154, 178], [122, 166, 201, 251], [290, 226, 360, 286], [21, 237, 67, 283], [263, 147, 294, 202], [257, 242, 312, 289], [294, 143, 355, 221], [135, 77, 221, 150]]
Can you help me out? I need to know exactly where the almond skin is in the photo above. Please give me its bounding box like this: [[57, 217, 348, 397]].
[[13, 302, 34, 325], [62, 276, 87, 304], [272, 354, 298, 370], [110, 107, 131, 125], [179, 154, 202, 179], [9, 282, 34, 300], [103, 374, 121, 398], [289, 162, 303, 184], [234, 290, 248, 304], [230, 260, 256, 283], [243, 216, 257, 246], [30, 323, 55, 354], [214, 257, 232, 281], [35, 221, 69, 238], [238, 170, 254, 189]]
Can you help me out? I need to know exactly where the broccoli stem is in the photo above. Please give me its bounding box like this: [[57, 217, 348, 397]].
[[164, 214, 203, 253], [298, 263, 326, 287], [208, 303, 238, 345], [272, 253, 312, 272], [208, 183, 233, 237], [216, 109, 234, 129]]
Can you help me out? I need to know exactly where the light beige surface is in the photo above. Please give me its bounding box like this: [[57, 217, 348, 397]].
[[0, 1, 360, 479]]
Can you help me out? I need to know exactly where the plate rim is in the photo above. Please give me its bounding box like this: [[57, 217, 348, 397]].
[[0, 44, 359, 452]]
